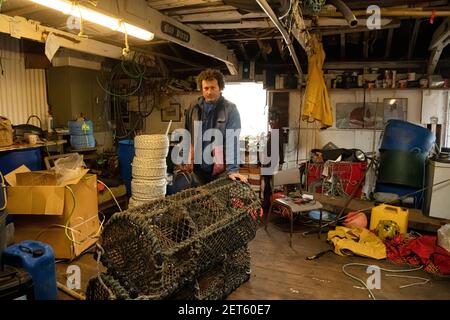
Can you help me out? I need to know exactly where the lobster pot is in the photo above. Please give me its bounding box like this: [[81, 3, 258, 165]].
[[196, 245, 251, 300], [98, 178, 260, 299], [86, 273, 134, 300], [99, 207, 199, 299], [131, 178, 167, 200], [87, 245, 251, 300]]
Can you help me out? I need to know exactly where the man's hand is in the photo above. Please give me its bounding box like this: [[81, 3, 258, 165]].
[[176, 163, 193, 173], [228, 172, 248, 183]]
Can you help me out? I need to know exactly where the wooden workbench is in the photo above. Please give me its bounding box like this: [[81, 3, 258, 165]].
[[0, 140, 67, 153], [313, 193, 449, 233]]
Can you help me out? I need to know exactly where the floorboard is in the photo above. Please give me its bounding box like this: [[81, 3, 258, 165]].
[[55, 221, 450, 301]]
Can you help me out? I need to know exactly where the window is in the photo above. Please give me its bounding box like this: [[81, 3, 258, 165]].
[[222, 82, 268, 137]]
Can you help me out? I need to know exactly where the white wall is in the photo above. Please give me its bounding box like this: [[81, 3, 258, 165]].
[[284, 89, 423, 168], [0, 34, 49, 127], [144, 92, 198, 135]]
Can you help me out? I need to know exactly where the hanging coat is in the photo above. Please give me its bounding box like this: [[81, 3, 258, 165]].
[[302, 35, 333, 129]]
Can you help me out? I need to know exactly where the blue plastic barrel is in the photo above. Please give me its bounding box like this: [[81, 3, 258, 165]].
[[118, 139, 135, 196], [2, 240, 57, 300], [0, 148, 42, 175], [380, 120, 435, 153]]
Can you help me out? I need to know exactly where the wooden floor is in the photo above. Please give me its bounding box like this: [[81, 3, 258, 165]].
[[56, 221, 450, 301]]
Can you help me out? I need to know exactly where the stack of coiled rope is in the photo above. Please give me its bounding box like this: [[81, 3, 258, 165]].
[[129, 135, 168, 208]]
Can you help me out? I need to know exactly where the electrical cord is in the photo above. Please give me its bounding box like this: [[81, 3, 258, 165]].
[[0, 172, 6, 211], [97, 54, 158, 140], [342, 263, 426, 300], [65, 186, 80, 245], [97, 179, 123, 213], [33, 184, 105, 246]]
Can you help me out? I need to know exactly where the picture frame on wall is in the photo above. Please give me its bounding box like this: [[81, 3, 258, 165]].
[[383, 98, 407, 123], [161, 103, 181, 122], [336, 102, 384, 129]]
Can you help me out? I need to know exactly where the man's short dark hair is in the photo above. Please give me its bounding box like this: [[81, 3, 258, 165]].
[[197, 69, 225, 91]]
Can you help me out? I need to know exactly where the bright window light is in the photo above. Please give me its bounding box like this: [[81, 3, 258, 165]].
[[28, 0, 154, 41], [223, 82, 268, 138]]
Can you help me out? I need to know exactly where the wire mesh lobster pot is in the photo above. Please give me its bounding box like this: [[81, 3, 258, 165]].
[[86, 273, 132, 300], [99, 206, 198, 298], [97, 178, 260, 299], [87, 245, 251, 300], [195, 245, 251, 300]]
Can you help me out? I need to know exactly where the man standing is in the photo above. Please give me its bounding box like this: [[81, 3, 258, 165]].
[[175, 68, 247, 190]]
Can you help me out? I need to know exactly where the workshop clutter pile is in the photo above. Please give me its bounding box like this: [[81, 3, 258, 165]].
[[129, 134, 168, 208], [326, 204, 450, 276], [86, 177, 261, 300]]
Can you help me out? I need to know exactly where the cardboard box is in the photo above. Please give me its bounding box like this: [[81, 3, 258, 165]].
[[15, 171, 58, 186], [5, 167, 100, 259]]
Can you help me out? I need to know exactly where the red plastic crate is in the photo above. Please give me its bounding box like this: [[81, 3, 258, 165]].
[[306, 162, 367, 198]]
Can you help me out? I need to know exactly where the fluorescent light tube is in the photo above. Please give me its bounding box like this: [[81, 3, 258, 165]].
[[28, 0, 154, 41]]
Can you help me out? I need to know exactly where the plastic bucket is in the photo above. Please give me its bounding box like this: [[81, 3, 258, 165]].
[[380, 120, 435, 153], [118, 140, 135, 196], [377, 149, 426, 188], [0, 148, 42, 175]]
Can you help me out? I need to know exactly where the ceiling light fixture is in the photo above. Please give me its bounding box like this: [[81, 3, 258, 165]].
[[28, 0, 154, 41]]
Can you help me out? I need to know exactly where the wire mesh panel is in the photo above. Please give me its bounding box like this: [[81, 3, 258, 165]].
[[96, 178, 260, 299], [86, 273, 131, 300], [87, 244, 251, 300]]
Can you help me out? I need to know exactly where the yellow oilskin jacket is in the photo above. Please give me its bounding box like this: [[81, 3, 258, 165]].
[[302, 35, 333, 129], [327, 226, 387, 260]]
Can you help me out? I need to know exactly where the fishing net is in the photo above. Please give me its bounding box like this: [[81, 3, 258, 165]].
[[87, 177, 260, 300]]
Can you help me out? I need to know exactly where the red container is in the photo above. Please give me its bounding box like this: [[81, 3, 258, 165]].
[[306, 162, 366, 198]]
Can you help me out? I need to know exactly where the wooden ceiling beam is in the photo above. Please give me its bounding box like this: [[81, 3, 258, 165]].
[[428, 17, 450, 74], [187, 20, 275, 30], [320, 21, 401, 36], [149, 0, 223, 11], [385, 28, 394, 59], [408, 19, 422, 59], [363, 31, 369, 59], [176, 11, 268, 23], [165, 5, 236, 16], [340, 33, 346, 59], [257, 39, 268, 62], [238, 43, 249, 61]]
